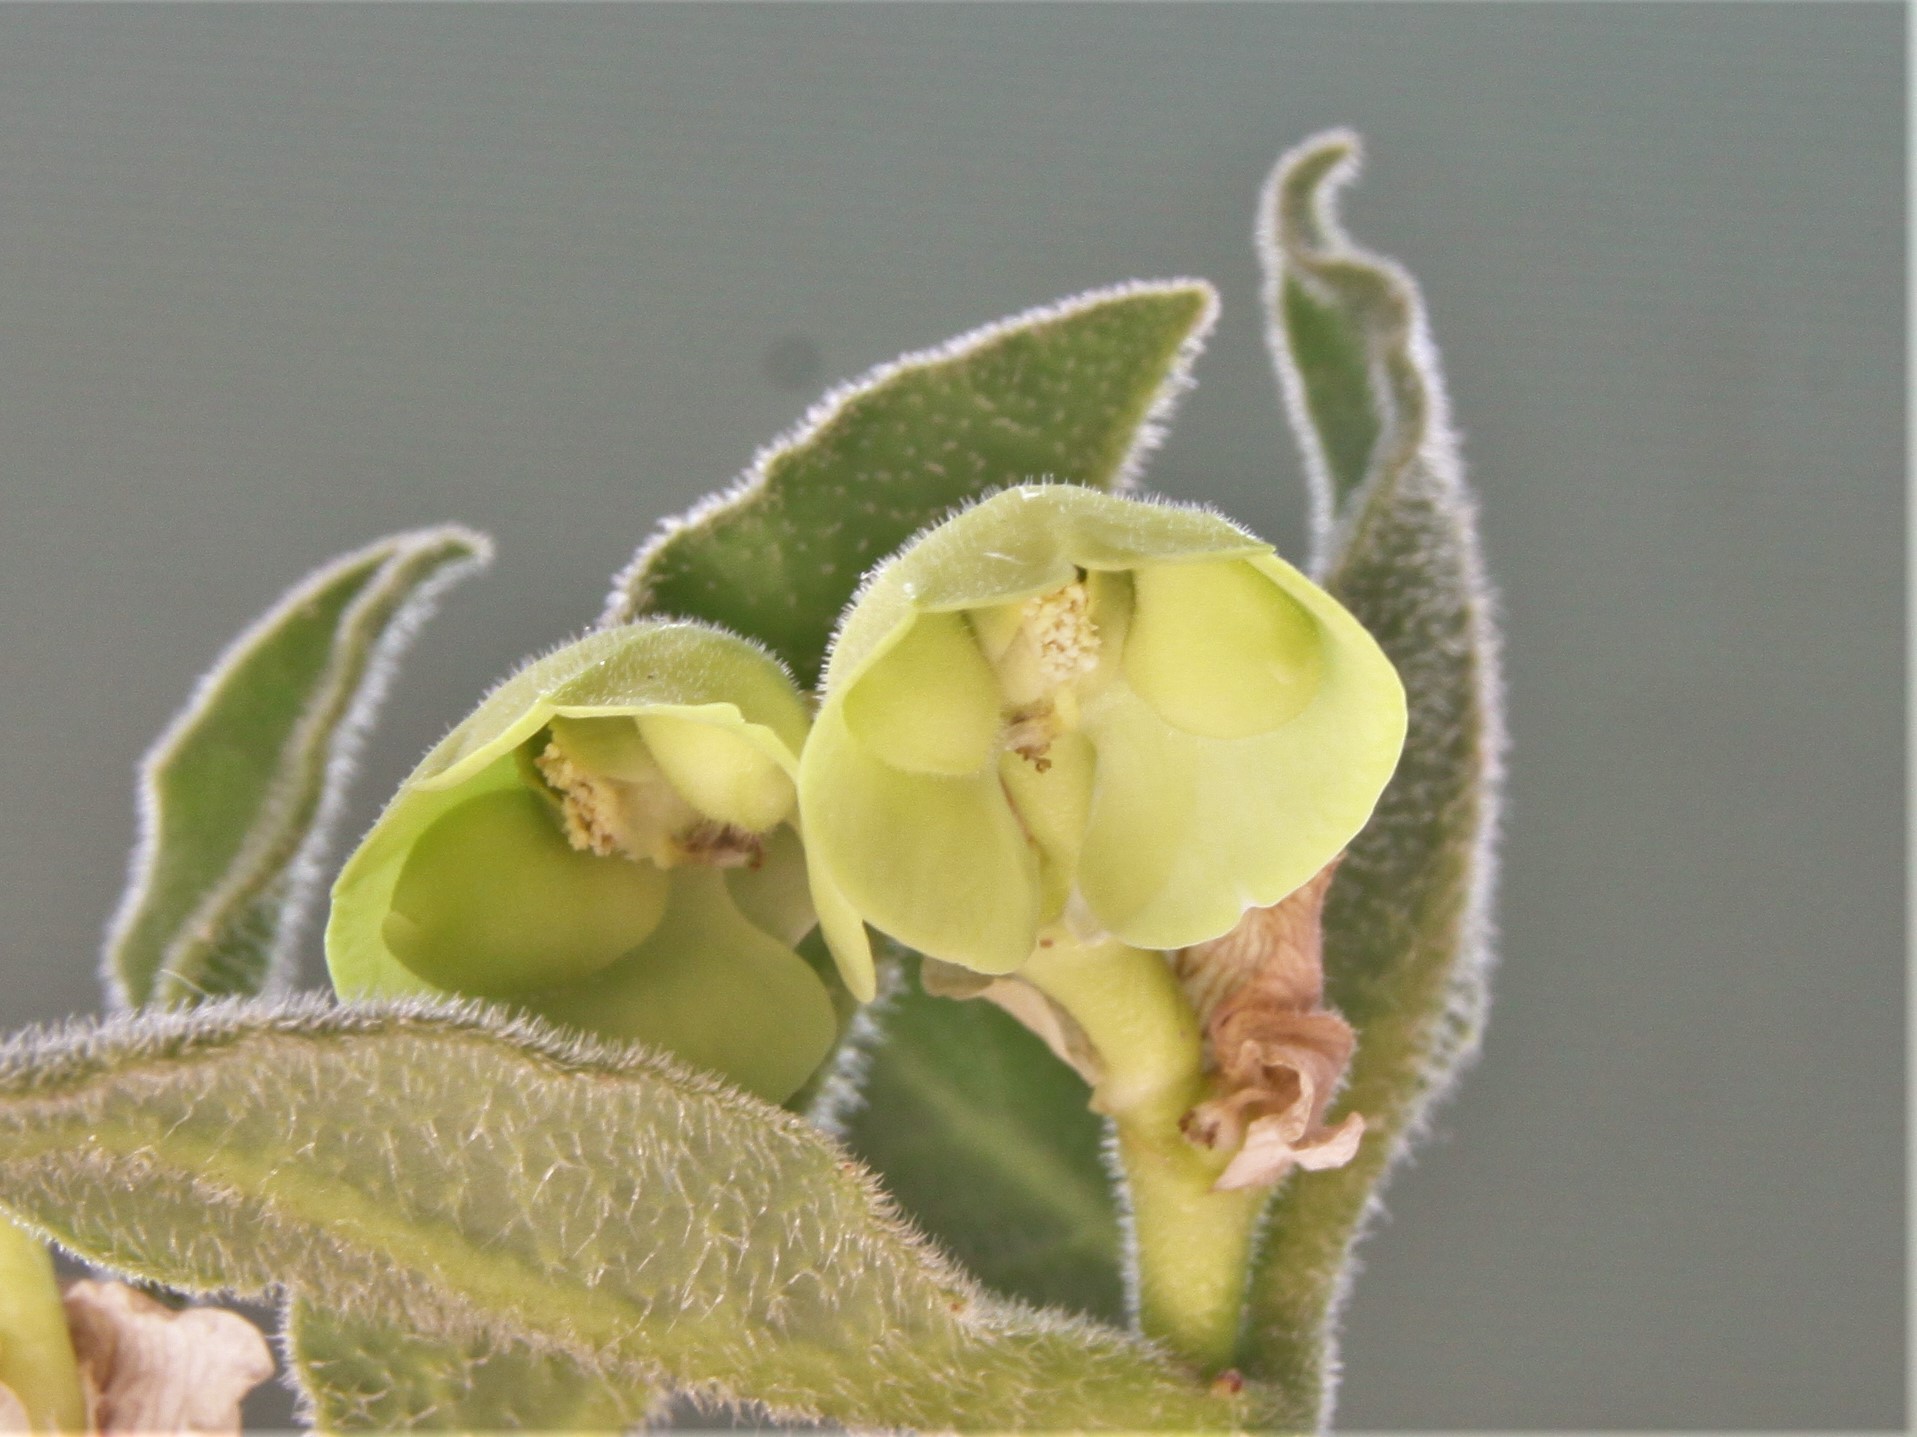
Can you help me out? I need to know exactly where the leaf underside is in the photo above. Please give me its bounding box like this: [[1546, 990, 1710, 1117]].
[[1241, 131, 1504, 1427], [0, 1001, 1251, 1432], [605, 280, 1217, 685], [104, 527, 491, 1012]]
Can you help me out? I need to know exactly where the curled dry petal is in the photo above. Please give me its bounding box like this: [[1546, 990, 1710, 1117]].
[[1173, 863, 1366, 1191], [62, 1282, 273, 1436]]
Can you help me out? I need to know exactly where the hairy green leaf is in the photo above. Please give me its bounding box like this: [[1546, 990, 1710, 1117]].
[[0, 1001, 1254, 1432], [834, 955, 1124, 1324], [603, 280, 1217, 684], [1244, 131, 1504, 1426], [104, 527, 491, 1011], [287, 1300, 653, 1433]]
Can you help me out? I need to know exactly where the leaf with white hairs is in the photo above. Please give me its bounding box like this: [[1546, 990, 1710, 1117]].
[[104, 527, 490, 1011], [1243, 130, 1505, 1427], [286, 1302, 654, 1433], [603, 281, 1217, 684], [0, 1000, 1255, 1432]]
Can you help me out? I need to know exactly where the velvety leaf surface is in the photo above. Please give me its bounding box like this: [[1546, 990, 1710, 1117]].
[[837, 955, 1124, 1324], [604, 280, 1216, 684], [287, 1300, 652, 1433], [0, 1001, 1253, 1432], [1244, 131, 1505, 1427], [104, 527, 491, 1011]]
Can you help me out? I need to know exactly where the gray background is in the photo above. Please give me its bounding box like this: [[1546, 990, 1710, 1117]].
[[0, 4, 1901, 1430]]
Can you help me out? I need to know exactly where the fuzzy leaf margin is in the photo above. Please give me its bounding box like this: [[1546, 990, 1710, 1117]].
[[103, 527, 491, 1011], [1243, 131, 1506, 1427], [0, 1000, 1254, 1433], [602, 279, 1218, 684]]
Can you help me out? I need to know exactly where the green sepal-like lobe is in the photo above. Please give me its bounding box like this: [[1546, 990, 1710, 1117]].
[[105, 526, 491, 1011], [604, 281, 1219, 685], [0, 1000, 1257, 1433], [288, 1299, 655, 1434], [802, 483, 1406, 977], [326, 621, 836, 1104], [0, 1215, 87, 1433], [1243, 130, 1505, 1427]]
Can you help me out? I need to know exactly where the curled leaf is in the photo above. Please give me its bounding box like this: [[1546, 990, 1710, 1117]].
[[1243, 130, 1505, 1426], [104, 526, 491, 1011]]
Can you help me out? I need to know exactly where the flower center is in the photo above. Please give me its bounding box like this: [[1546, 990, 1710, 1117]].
[[531, 716, 789, 870]]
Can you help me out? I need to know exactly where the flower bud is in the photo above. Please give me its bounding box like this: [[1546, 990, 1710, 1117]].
[[326, 621, 839, 1103], [799, 484, 1406, 977]]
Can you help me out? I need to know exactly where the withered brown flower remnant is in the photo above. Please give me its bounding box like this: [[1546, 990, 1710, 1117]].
[[1175, 863, 1364, 1191], [64, 1282, 272, 1435], [10, 1281, 275, 1436]]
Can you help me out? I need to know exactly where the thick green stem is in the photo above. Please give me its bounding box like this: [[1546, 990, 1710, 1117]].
[[1020, 936, 1262, 1372]]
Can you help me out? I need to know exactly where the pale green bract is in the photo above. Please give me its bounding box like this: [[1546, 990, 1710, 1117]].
[[325, 620, 841, 1104], [801, 483, 1407, 984]]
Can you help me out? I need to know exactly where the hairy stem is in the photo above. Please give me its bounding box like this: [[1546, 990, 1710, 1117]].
[[1020, 937, 1261, 1371]]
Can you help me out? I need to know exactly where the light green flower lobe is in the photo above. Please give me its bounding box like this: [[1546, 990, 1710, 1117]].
[[803, 485, 1406, 977], [327, 621, 836, 1103]]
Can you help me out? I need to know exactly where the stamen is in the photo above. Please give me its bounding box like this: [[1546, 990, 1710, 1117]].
[[1020, 581, 1101, 686], [534, 741, 634, 858], [676, 821, 767, 870], [1004, 702, 1057, 770]]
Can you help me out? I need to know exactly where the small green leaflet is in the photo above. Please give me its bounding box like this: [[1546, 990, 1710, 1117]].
[[604, 280, 1217, 684], [0, 1000, 1253, 1433], [104, 527, 490, 1011], [1241, 130, 1505, 1427]]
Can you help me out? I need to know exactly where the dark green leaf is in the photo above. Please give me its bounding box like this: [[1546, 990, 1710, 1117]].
[[104, 527, 490, 1011], [604, 281, 1217, 684]]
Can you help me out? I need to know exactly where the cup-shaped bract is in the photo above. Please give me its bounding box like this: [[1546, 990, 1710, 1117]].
[[326, 621, 839, 1103], [799, 484, 1407, 979]]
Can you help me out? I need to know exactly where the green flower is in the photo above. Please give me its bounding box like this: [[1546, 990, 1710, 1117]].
[[799, 484, 1406, 983], [326, 621, 842, 1103]]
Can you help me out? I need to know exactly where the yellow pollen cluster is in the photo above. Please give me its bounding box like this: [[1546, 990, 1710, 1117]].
[[533, 741, 632, 858], [1020, 581, 1100, 686]]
